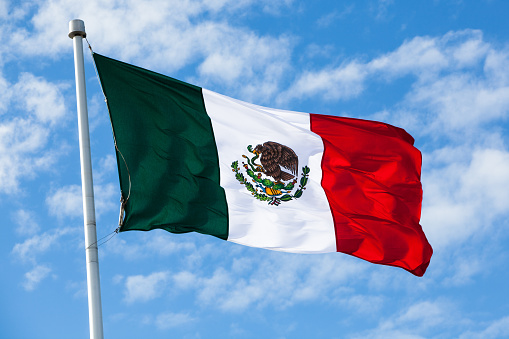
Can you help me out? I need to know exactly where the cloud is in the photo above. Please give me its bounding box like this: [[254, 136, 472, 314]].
[[12, 73, 67, 125], [0, 71, 66, 194], [0, 1, 8, 19], [22, 265, 52, 291], [339, 294, 385, 315], [421, 148, 509, 250], [66, 280, 88, 299], [105, 232, 196, 261], [485, 47, 509, 85], [280, 29, 501, 113], [155, 312, 195, 330], [11, 209, 40, 236], [279, 61, 367, 103], [350, 300, 509, 339], [404, 73, 509, 133], [46, 184, 82, 218], [124, 271, 170, 303], [145, 234, 196, 256], [92, 154, 117, 184], [368, 36, 449, 77], [349, 299, 457, 339], [459, 316, 509, 339], [167, 252, 368, 312], [46, 183, 118, 219], [372, 0, 395, 21], [442, 256, 482, 286], [196, 23, 292, 86], [369, 30, 489, 77], [172, 271, 198, 290], [415, 146, 509, 283], [5, 0, 294, 103], [316, 5, 355, 28], [11, 228, 73, 264], [393, 300, 452, 331], [0, 117, 52, 194], [119, 249, 372, 313]]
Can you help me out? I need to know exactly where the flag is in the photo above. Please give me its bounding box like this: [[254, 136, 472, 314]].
[[93, 53, 432, 276]]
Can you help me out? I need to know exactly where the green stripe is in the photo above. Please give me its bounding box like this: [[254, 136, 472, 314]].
[[93, 53, 228, 240]]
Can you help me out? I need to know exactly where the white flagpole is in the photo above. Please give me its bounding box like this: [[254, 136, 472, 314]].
[[68, 19, 104, 339]]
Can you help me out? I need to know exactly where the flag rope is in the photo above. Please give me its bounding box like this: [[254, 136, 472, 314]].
[[86, 227, 120, 250]]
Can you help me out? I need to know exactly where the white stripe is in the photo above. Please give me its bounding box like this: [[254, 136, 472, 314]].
[[203, 89, 336, 253]]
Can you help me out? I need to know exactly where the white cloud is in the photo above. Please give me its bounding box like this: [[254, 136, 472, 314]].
[[280, 29, 505, 121], [0, 117, 48, 153], [0, 0, 8, 19], [405, 74, 509, 132], [485, 48, 509, 85], [12, 73, 67, 125], [145, 234, 196, 256], [191, 22, 292, 102], [46, 183, 118, 219], [368, 36, 448, 77], [46, 184, 82, 218], [93, 154, 117, 184], [460, 149, 509, 213], [350, 300, 509, 339], [172, 271, 198, 290], [339, 294, 385, 315], [155, 312, 194, 330], [11, 228, 73, 264], [279, 61, 367, 103], [22, 265, 52, 291], [105, 232, 196, 260], [459, 316, 509, 339], [5, 0, 294, 103], [66, 280, 87, 299], [394, 300, 450, 329], [169, 252, 367, 312], [416, 145, 509, 285], [124, 271, 170, 303], [452, 35, 490, 67], [0, 73, 9, 112], [350, 300, 456, 339], [112, 274, 124, 285], [363, 31, 509, 141], [0, 71, 66, 194], [369, 30, 489, 78], [121, 249, 428, 324], [12, 209, 40, 236], [196, 267, 233, 307], [94, 183, 118, 216], [421, 148, 509, 250], [442, 256, 482, 286], [373, 0, 395, 21], [0, 118, 52, 194], [316, 5, 355, 28]]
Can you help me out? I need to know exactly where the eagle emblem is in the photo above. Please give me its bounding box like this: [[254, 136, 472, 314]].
[[231, 141, 310, 206]]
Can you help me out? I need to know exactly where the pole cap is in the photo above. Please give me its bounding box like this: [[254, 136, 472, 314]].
[[69, 19, 86, 39]]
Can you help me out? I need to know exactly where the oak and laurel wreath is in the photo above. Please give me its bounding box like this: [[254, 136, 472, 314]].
[[231, 145, 310, 206]]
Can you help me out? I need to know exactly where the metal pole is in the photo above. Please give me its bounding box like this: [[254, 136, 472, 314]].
[[68, 19, 104, 339]]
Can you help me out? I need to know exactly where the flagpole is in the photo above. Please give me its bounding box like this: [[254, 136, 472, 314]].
[[69, 19, 104, 339]]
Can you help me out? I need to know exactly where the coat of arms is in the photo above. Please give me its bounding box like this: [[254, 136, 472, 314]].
[[231, 141, 310, 206]]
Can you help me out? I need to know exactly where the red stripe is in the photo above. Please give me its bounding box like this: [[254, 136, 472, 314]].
[[310, 113, 432, 276]]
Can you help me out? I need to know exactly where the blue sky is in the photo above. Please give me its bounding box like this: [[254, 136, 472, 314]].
[[1, 0, 509, 338]]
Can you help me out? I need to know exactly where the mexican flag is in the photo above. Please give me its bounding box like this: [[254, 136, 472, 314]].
[[93, 53, 432, 276]]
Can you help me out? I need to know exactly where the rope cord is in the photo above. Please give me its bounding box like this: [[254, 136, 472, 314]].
[[86, 227, 120, 249], [86, 39, 132, 227]]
